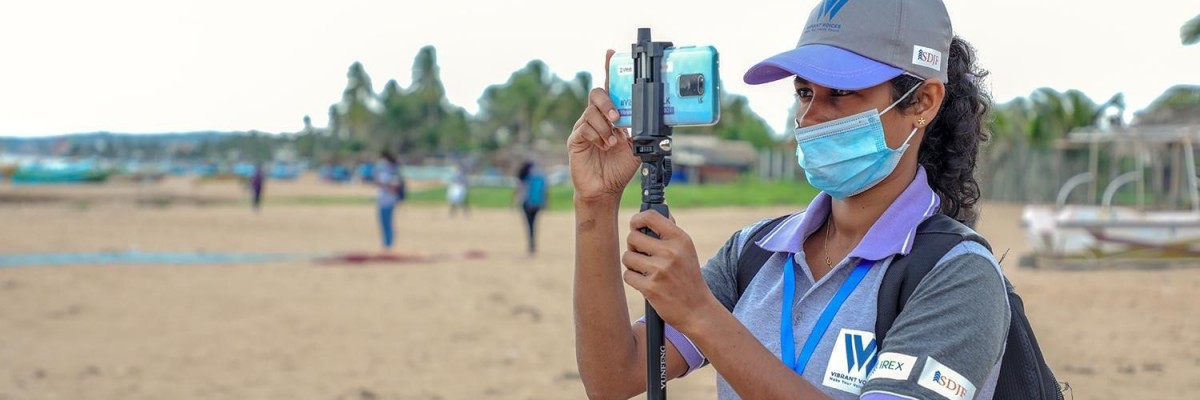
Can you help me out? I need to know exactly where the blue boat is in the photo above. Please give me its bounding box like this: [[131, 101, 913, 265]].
[[10, 159, 109, 184]]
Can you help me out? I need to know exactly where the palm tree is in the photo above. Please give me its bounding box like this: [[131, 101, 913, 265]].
[[379, 79, 418, 152], [338, 62, 382, 144], [980, 89, 1101, 202], [477, 60, 558, 150], [1183, 15, 1200, 45], [674, 94, 773, 148], [1027, 88, 1098, 145]]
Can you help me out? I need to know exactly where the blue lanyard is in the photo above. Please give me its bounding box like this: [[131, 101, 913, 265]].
[[780, 255, 874, 375]]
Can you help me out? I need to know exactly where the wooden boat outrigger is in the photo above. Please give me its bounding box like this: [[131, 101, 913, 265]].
[[1021, 124, 1200, 269]]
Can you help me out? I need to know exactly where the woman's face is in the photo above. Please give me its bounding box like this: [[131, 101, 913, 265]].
[[793, 77, 923, 151]]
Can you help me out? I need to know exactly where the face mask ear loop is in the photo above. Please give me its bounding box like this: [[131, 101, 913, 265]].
[[900, 126, 919, 149], [880, 81, 923, 116], [883, 81, 923, 151]]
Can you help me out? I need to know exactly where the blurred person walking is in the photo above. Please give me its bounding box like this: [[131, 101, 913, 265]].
[[448, 164, 470, 217], [249, 163, 265, 213], [514, 160, 548, 255], [374, 151, 405, 252]]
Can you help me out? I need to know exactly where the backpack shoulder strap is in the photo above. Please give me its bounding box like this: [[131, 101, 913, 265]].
[[874, 214, 991, 345], [734, 214, 791, 299]]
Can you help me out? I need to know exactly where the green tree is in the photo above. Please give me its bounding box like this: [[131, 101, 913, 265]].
[[296, 114, 330, 161], [410, 46, 445, 152], [372, 46, 473, 156], [987, 97, 1032, 141], [411, 46, 472, 154], [1027, 88, 1098, 145], [379, 79, 418, 152], [551, 72, 593, 130], [677, 93, 776, 149], [980, 89, 1104, 202], [327, 104, 342, 139], [1183, 14, 1200, 45], [336, 62, 382, 143], [1135, 85, 1200, 125], [476, 60, 589, 151], [479, 60, 552, 149]]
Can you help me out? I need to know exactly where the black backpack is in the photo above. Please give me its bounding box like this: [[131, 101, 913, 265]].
[[733, 213, 1063, 400], [395, 177, 407, 201]]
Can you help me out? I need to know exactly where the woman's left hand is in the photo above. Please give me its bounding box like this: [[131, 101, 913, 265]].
[[622, 210, 720, 333]]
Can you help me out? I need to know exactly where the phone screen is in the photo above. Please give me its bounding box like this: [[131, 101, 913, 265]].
[[608, 46, 721, 128]]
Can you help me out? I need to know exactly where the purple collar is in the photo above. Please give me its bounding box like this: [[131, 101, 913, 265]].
[[756, 167, 941, 260]]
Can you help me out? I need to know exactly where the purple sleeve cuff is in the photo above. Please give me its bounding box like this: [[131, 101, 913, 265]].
[[860, 393, 910, 400], [635, 317, 706, 376]]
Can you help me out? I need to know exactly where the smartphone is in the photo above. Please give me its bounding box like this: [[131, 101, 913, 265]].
[[608, 45, 720, 128]]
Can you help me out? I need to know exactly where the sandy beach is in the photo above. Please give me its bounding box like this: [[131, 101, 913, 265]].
[[0, 177, 1197, 399]]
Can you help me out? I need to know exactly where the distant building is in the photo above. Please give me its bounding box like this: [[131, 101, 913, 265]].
[[670, 135, 758, 184]]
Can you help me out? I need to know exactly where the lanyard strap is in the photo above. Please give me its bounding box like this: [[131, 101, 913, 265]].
[[780, 255, 874, 375]]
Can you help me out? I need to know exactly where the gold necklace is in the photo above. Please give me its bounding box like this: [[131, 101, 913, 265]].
[[823, 214, 834, 269]]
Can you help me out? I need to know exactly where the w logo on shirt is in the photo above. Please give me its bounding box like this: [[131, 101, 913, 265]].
[[819, 0, 851, 20], [823, 329, 878, 394], [844, 332, 878, 373]]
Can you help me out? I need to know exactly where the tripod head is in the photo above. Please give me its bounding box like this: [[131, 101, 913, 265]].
[[631, 28, 674, 206]]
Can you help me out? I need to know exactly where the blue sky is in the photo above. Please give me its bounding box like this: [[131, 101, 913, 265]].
[[1, 0, 1197, 137]]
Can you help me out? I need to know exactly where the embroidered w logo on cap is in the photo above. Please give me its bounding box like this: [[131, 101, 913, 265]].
[[819, 0, 852, 20]]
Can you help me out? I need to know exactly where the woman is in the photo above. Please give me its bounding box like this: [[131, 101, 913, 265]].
[[374, 151, 404, 252], [514, 160, 548, 254], [570, 0, 1007, 399], [447, 164, 470, 218]]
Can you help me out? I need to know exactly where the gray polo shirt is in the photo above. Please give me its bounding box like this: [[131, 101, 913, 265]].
[[655, 168, 1010, 400]]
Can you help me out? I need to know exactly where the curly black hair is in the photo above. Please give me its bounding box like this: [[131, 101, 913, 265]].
[[890, 36, 991, 227]]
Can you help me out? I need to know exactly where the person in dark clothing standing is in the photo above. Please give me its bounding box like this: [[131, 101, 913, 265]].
[[249, 163, 265, 213], [514, 161, 548, 255]]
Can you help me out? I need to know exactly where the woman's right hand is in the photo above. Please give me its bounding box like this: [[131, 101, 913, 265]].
[[568, 50, 640, 206]]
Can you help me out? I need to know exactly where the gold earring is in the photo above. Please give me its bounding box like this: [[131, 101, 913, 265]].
[[917, 117, 927, 127]]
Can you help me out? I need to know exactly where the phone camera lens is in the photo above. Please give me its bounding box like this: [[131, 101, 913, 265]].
[[678, 74, 705, 97]]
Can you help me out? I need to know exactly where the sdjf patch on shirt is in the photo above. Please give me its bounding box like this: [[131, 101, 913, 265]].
[[918, 356, 977, 400]]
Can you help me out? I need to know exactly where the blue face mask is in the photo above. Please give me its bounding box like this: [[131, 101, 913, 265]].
[[794, 84, 921, 199]]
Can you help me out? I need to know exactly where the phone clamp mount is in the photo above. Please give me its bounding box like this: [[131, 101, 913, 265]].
[[631, 27, 672, 400]]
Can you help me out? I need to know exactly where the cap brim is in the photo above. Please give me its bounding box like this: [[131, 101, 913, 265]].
[[743, 44, 903, 90]]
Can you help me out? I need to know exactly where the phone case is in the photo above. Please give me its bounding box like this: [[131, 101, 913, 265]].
[[608, 45, 721, 128]]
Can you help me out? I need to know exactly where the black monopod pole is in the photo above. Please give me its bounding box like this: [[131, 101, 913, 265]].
[[631, 27, 673, 400]]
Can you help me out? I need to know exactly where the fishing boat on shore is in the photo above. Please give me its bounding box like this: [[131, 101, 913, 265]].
[[1022, 124, 1200, 269]]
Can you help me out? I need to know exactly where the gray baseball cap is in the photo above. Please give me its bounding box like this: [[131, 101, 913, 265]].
[[743, 0, 953, 90]]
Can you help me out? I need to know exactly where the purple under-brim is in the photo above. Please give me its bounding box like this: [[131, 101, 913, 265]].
[[743, 44, 903, 90]]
